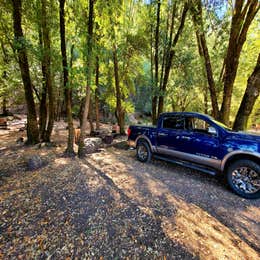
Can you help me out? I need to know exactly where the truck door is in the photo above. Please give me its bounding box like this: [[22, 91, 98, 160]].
[[157, 115, 187, 155], [183, 116, 221, 168]]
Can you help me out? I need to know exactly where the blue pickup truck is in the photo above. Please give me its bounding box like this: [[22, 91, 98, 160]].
[[128, 112, 260, 199]]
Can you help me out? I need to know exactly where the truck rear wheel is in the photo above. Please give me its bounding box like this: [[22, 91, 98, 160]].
[[227, 160, 260, 199], [136, 141, 152, 163]]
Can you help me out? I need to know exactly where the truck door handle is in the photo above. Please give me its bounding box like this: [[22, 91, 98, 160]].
[[158, 133, 168, 137], [181, 136, 191, 140]]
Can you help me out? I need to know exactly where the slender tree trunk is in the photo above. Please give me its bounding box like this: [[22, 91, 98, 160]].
[[95, 56, 100, 130], [88, 98, 94, 133], [220, 0, 259, 125], [78, 0, 95, 157], [157, 2, 188, 116], [38, 26, 48, 140], [11, 0, 39, 144], [204, 84, 208, 115], [152, 0, 160, 124], [191, 0, 219, 119], [59, 0, 74, 155], [2, 97, 7, 115], [113, 46, 125, 135], [1, 61, 9, 116], [233, 54, 260, 131], [41, 0, 54, 142]]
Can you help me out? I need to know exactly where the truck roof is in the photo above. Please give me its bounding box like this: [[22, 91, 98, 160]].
[[160, 112, 212, 119]]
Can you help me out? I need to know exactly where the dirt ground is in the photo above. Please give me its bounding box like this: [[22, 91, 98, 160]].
[[0, 121, 259, 259]]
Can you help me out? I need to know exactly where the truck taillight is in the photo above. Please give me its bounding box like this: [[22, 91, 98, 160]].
[[127, 128, 131, 137]]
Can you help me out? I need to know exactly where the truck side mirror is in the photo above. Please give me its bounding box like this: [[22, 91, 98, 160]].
[[208, 126, 217, 135]]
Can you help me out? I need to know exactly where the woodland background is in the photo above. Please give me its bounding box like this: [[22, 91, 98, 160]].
[[0, 0, 259, 156]]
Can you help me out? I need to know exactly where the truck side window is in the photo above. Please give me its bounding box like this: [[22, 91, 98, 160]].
[[162, 117, 185, 130], [186, 117, 216, 135]]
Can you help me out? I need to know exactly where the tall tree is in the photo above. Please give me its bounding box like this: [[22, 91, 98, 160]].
[[38, 23, 48, 140], [191, 0, 259, 124], [11, 0, 39, 144], [233, 53, 260, 131], [113, 44, 125, 134], [219, 0, 259, 125], [78, 0, 95, 157], [152, 0, 160, 124], [157, 1, 189, 116], [59, 0, 74, 155], [150, 1, 189, 122], [190, 0, 219, 118], [41, 0, 54, 142], [95, 56, 100, 130]]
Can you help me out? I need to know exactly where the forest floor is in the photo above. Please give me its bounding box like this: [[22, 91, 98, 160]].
[[0, 118, 259, 259]]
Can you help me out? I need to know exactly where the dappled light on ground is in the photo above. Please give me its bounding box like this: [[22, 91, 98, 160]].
[[88, 148, 260, 259], [1, 128, 259, 258]]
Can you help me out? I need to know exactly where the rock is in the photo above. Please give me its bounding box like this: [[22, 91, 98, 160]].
[[38, 142, 46, 148], [83, 137, 102, 154], [13, 114, 22, 120], [27, 155, 45, 171], [6, 116, 14, 121]]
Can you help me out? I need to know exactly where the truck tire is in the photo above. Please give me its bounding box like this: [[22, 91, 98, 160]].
[[227, 160, 260, 199], [136, 140, 152, 163]]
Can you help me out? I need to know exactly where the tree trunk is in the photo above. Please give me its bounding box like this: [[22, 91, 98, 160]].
[[113, 46, 125, 135], [2, 97, 7, 115], [11, 0, 39, 144], [157, 2, 188, 116], [204, 84, 208, 115], [191, 0, 219, 119], [233, 54, 260, 131], [41, 0, 54, 142], [59, 0, 74, 155], [152, 0, 160, 124], [78, 0, 95, 157], [95, 56, 100, 130], [220, 0, 259, 125], [88, 98, 94, 133], [38, 26, 48, 140]]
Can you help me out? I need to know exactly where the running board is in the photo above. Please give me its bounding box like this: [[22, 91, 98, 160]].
[[153, 154, 217, 176]]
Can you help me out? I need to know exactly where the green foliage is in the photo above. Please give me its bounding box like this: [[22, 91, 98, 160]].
[[0, 0, 258, 127]]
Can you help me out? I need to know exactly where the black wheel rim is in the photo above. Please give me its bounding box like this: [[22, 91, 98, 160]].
[[231, 166, 260, 194], [137, 144, 148, 161]]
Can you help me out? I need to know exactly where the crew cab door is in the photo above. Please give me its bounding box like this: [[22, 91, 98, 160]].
[[183, 116, 221, 168], [157, 115, 187, 155]]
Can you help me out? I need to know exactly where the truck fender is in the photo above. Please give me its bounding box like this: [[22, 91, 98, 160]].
[[135, 135, 156, 152], [221, 150, 260, 171]]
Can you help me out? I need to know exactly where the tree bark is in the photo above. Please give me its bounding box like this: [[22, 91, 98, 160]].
[[191, 0, 219, 119], [95, 56, 100, 130], [113, 45, 125, 135], [78, 0, 95, 157], [2, 97, 7, 115], [41, 0, 54, 142], [59, 0, 74, 155], [152, 0, 160, 124], [88, 98, 94, 133], [11, 0, 39, 144], [220, 0, 259, 125], [233, 53, 260, 131], [38, 26, 48, 140]]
